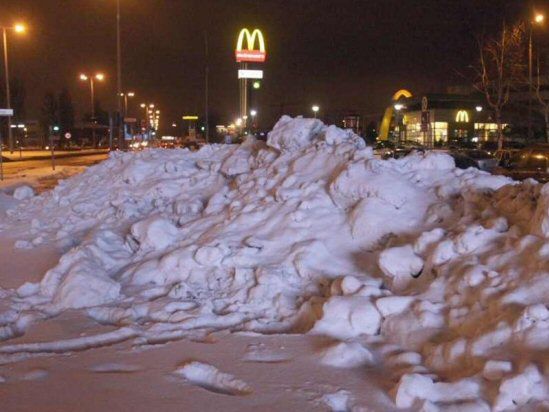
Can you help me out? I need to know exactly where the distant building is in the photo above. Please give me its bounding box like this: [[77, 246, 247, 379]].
[[387, 93, 506, 145], [11, 120, 42, 147], [342, 114, 361, 134]]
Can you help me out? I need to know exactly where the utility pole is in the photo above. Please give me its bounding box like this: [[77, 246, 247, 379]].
[[204, 31, 210, 143], [529, 22, 533, 141], [528, 10, 545, 141], [90, 76, 96, 147], [2, 28, 13, 153], [116, 0, 123, 149]]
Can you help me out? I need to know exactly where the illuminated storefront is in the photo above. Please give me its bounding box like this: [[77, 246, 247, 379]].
[[390, 94, 506, 145]]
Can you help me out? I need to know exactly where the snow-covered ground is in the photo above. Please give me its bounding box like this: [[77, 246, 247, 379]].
[[0, 153, 108, 200], [0, 116, 548, 411]]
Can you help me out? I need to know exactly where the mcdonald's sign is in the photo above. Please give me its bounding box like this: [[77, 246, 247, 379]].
[[235, 28, 266, 63], [455, 110, 469, 123]]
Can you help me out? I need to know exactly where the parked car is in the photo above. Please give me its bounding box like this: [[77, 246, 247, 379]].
[[393, 141, 425, 159], [459, 149, 498, 171], [494, 147, 549, 183], [494, 149, 521, 168], [374, 140, 395, 159], [448, 151, 479, 170]]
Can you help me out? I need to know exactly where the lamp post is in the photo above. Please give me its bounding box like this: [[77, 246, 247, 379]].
[[250, 109, 257, 130], [312, 105, 319, 118], [80, 73, 105, 147], [120, 92, 135, 116], [1, 23, 26, 153], [528, 12, 544, 141], [394, 104, 404, 143], [140, 103, 155, 138], [114, 0, 124, 149]]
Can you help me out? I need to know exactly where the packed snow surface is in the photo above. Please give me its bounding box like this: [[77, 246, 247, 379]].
[[1, 116, 549, 410]]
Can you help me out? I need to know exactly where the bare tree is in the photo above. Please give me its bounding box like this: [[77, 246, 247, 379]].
[[535, 55, 549, 143], [472, 22, 526, 150]]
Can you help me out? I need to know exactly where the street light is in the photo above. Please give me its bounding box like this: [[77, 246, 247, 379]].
[[14, 24, 26, 34], [120, 91, 135, 116], [312, 105, 320, 118], [2, 22, 27, 153], [475, 106, 483, 112], [79, 72, 105, 147], [529, 11, 545, 140]]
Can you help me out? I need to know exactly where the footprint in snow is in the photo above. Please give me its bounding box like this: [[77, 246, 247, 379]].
[[174, 361, 252, 396]]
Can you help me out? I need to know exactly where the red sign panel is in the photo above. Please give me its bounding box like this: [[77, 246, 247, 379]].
[[235, 50, 266, 63]]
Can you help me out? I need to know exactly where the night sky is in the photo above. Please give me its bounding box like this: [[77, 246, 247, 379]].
[[1, 0, 538, 132]]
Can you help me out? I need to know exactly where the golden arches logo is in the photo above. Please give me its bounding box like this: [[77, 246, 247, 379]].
[[392, 89, 413, 101], [236, 28, 266, 63], [456, 110, 469, 123]]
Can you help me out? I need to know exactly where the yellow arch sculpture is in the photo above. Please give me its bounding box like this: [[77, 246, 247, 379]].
[[379, 89, 413, 141]]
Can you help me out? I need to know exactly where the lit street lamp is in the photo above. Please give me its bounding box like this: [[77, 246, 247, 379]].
[[393, 104, 405, 142], [120, 91, 135, 116], [1, 22, 26, 153], [250, 110, 257, 130], [140, 103, 158, 137], [529, 11, 544, 140], [312, 105, 320, 118], [79, 73, 105, 147]]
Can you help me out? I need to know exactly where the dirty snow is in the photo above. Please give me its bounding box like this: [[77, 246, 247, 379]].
[[0, 115, 548, 410]]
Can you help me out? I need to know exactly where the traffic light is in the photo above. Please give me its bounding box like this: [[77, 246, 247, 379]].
[[252, 81, 261, 90]]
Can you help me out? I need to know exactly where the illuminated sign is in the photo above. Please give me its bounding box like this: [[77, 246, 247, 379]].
[[236, 28, 266, 63], [456, 110, 469, 123], [183, 115, 199, 121], [238, 69, 264, 79]]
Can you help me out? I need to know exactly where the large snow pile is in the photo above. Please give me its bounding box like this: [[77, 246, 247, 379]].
[[1, 116, 549, 410]]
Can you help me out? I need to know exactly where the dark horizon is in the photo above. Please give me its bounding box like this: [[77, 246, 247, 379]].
[[1, 0, 539, 133]]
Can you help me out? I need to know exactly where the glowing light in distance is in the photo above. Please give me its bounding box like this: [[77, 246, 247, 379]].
[[14, 24, 26, 33]]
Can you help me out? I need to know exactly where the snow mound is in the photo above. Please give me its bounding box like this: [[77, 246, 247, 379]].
[[174, 361, 252, 396], [1, 116, 548, 409], [12, 185, 35, 200]]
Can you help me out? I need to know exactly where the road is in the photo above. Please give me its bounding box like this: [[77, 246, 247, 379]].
[[0, 153, 109, 192], [2, 149, 109, 162]]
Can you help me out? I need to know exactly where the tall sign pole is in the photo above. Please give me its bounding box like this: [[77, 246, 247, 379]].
[[235, 28, 266, 132]]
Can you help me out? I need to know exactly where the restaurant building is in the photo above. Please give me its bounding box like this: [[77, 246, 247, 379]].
[[385, 92, 506, 146]]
